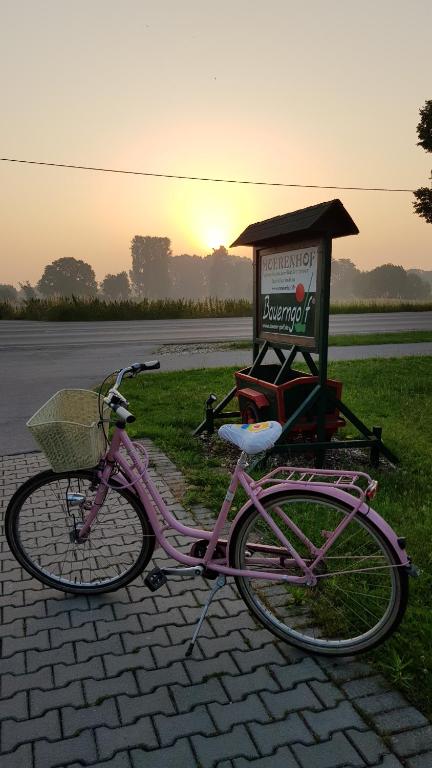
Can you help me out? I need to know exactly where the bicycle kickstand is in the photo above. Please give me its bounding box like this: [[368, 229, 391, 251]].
[[185, 575, 226, 658]]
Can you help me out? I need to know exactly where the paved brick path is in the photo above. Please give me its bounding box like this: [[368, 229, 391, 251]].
[[1, 446, 431, 768]]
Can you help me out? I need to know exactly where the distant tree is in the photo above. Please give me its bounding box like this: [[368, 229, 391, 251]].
[[413, 99, 432, 224], [205, 246, 252, 299], [100, 271, 130, 301], [38, 257, 97, 297], [0, 284, 18, 302], [330, 258, 360, 300], [169, 254, 207, 299], [129, 236, 171, 299], [19, 281, 37, 300], [405, 272, 431, 300], [354, 263, 430, 299]]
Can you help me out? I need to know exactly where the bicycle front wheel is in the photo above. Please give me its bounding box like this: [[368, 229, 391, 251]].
[[5, 469, 155, 594], [230, 491, 408, 655]]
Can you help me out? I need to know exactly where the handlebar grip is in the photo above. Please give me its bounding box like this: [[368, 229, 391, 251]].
[[113, 404, 136, 423], [130, 361, 160, 374], [141, 360, 160, 371]]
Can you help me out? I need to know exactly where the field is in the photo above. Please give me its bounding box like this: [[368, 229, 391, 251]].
[[122, 356, 432, 718], [1, 296, 432, 321]]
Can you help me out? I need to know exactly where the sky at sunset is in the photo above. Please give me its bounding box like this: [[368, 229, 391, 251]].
[[1, 0, 431, 286]]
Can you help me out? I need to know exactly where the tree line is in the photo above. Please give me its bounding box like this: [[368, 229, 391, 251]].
[[0, 235, 431, 303], [0, 240, 252, 303]]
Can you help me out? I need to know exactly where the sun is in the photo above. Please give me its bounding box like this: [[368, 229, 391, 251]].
[[206, 226, 229, 251]]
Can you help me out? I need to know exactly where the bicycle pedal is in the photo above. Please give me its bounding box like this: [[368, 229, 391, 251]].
[[144, 568, 168, 592]]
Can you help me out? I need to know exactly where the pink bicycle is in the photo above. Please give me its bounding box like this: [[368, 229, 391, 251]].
[[6, 362, 415, 656]]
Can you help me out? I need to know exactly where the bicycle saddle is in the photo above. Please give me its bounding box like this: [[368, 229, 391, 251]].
[[218, 421, 282, 454]]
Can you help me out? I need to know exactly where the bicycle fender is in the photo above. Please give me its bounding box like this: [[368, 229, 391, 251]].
[[226, 483, 409, 567]]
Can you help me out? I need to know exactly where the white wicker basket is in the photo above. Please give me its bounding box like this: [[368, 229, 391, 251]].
[[27, 389, 109, 472]]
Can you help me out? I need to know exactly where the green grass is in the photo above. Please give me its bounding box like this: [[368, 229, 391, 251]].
[[1, 296, 432, 321], [121, 356, 432, 717], [223, 330, 432, 351]]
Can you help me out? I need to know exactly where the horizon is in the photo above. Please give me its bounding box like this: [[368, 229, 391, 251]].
[[1, 0, 431, 285]]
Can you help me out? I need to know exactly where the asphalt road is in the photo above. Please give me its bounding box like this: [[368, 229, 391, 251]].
[[1, 313, 432, 455]]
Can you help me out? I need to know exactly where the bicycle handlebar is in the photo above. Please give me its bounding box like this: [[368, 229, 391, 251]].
[[104, 360, 160, 423], [112, 360, 160, 391]]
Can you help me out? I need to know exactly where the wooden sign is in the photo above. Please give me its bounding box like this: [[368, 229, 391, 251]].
[[257, 239, 323, 349]]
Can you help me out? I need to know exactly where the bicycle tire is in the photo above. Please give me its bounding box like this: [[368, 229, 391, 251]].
[[5, 469, 155, 595], [229, 489, 408, 655]]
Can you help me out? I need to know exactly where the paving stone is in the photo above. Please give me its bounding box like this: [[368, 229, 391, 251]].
[[84, 670, 138, 705], [118, 687, 175, 724], [31, 680, 85, 717], [172, 677, 229, 712], [197, 631, 248, 659], [2, 666, 54, 698], [2, 629, 50, 656], [26, 612, 70, 634], [321, 658, 373, 682], [222, 667, 280, 701], [261, 683, 322, 718], [269, 657, 328, 689], [292, 731, 365, 768], [136, 661, 189, 694], [374, 706, 429, 734], [0, 651, 25, 675], [233, 746, 300, 768], [154, 704, 216, 746], [62, 697, 120, 737], [153, 639, 204, 666], [131, 738, 195, 768], [192, 724, 258, 767], [186, 651, 240, 685], [232, 644, 286, 673], [95, 717, 157, 759], [303, 700, 367, 739], [69, 603, 115, 628], [75, 634, 123, 662], [1, 709, 60, 752], [371, 757, 404, 767], [309, 680, 345, 708], [67, 752, 132, 768], [54, 656, 105, 687], [342, 674, 391, 699], [51, 622, 97, 647], [390, 726, 432, 757], [355, 691, 409, 716], [0, 691, 28, 722], [0, 619, 24, 639], [97, 613, 141, 639], [34, 730, 97, 768], [209, 612, 258, 635], [0, 743, 33, 768], [27, 642, 75, 672], [252, 713, 315, 753], [406, 753, 432, 768], [347, 728, 392, 764], [3, 600, 46, 623], [123, 625, 170, 651], [104, 646, 154, 676], [210, 693, 270, 731]]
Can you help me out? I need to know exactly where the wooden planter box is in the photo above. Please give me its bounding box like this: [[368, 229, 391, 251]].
[[235, 364, 345, 440]]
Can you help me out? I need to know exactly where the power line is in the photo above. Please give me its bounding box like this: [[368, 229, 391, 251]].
[[0, 156, 416, 193]]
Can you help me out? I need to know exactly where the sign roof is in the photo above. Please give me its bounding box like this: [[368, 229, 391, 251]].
[[231, 199, 359, 247]]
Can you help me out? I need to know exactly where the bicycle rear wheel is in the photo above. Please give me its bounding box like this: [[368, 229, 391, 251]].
[[5, 469, 155, 594], [230, 490, 408, 655]]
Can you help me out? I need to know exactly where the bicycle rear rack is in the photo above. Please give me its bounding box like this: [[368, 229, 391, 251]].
[[252, 466, 377, 502]]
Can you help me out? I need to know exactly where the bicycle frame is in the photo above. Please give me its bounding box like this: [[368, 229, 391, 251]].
[[77, 425, 409, 583]]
